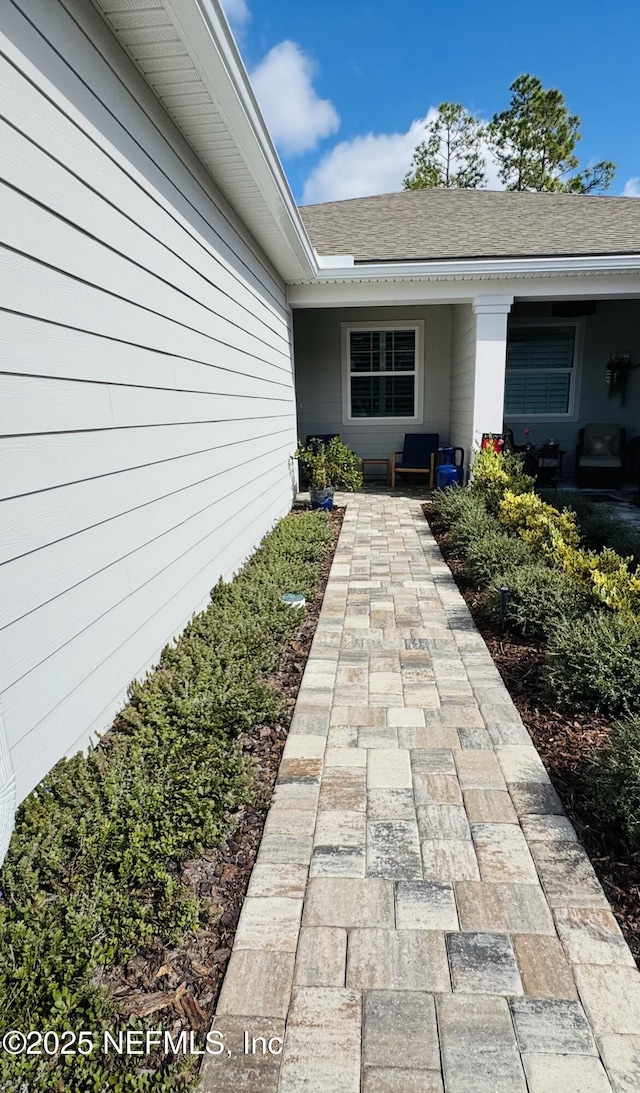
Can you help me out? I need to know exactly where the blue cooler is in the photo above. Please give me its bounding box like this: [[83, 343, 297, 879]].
[[435, 462, 460, 490], [436, 447, 465, 487]]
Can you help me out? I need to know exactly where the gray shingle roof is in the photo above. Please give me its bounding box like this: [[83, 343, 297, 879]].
[[299, 189, 640, 262]]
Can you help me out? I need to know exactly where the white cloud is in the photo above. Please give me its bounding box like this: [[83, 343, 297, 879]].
[[623, 176, 640, 197], [302, 111, 502, 204], [221, 0, 250, 26], [250, 41, 339, 156]]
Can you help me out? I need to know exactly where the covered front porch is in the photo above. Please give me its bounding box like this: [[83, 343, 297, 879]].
[[292, 293, 640, 489]]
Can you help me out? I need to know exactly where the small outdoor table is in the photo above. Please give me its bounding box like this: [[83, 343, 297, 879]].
[[361, 458, 391, 487], [536, 448, 565, 487]]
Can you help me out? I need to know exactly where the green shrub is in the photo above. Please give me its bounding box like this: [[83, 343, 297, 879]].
[[588, 717, 640, 850], [578, 507, 640, 564], [469, 444, 536, 513], [464, 528, 532, 588], [295, 436, 363, 491], [449, 506, 500, 553], [487, 563, 593, 639], [0, 509, 333, 1092], [544, 610, 640, 716], [431, 485, 485, 527]]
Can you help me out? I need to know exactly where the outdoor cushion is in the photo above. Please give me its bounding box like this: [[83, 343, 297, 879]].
[[583, 424, 622, 456], [578, 456, 622, 468]]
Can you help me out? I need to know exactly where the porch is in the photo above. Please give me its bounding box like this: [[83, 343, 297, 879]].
[[292, 296, 640, 488]]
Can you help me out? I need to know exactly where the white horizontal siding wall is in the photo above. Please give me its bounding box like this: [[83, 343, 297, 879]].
[[0, 0, 297, 802], [449, 303, 477, 461], [293, 304, 452, 465]]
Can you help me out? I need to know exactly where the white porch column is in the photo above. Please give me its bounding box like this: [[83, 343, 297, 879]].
[[471, 294, 513, 449]]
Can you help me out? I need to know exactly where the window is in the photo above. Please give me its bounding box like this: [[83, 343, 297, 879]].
[[505, 324, 577, 417], [342, 322, 423, 422]]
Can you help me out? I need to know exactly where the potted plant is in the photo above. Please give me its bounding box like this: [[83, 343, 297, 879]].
[[294, 437, 363, 510]]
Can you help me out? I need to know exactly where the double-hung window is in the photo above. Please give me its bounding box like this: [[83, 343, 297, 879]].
[[504, 324, 578, 417], [342, 322, 424, 423]]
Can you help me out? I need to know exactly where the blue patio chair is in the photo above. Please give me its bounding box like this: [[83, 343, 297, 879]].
[[391, 433, 439, 488]]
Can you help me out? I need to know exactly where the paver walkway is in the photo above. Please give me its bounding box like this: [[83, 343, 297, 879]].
[[203, 492, 640, 1093]]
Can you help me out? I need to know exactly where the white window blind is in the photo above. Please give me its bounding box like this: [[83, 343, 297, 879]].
[[348, 329, 416, 418], [505, 326, 575, 415]]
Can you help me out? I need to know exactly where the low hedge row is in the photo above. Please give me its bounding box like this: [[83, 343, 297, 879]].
[[0, 510, 333, 1093], [432, 453, 640, 847]]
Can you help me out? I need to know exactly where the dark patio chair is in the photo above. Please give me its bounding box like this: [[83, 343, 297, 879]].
[[576, 424, 625, 489], [304, 433, 340, 449], [391, 433, 439, 489]]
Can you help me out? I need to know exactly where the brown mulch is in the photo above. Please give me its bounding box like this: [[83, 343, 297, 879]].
[[425, 504, 640, 967], [107, 506, 344, 1038]]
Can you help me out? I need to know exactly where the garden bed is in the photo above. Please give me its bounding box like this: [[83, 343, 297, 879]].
[[0, 505, 342, 1093], [426, 501, 640, 966]]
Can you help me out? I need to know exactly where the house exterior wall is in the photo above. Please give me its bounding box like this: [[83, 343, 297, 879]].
[[293, 304, 452, 463], [449, 303, 477, 459], [0, 0, 297, 803], [504, 299, 640, 476]]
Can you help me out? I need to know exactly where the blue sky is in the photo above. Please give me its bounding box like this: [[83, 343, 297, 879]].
[[222, 0, 640, 205]]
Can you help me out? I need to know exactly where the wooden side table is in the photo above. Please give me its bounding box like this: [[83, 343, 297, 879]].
[[361, 458, 391, 487]]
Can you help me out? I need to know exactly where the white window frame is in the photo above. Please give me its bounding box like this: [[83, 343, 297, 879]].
[[503, 317, 584, 423], [341, 320, 425, 425]]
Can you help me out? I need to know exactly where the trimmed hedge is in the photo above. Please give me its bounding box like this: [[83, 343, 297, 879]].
[[487, 562, 592, 640], [589, 717, 640, 851], [0, 510, 333, 1093], [544, 610, 640, 717], [463, 529, 533, 589]]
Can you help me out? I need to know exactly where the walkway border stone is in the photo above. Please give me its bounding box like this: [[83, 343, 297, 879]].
[[202, 491, 640, 1093]]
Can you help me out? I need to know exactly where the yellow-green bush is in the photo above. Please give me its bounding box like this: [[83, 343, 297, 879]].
[[554, 540, 640, 616], [499, 490, 581, 556], [469, 444, 536, 514], [498, 488, 640, 617]]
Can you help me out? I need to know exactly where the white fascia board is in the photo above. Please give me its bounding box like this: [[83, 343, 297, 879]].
[[288, 268, 640, 308], [308, 252, 640, 282], [160, 0, 318, 280], [316, 252, 355, 268]]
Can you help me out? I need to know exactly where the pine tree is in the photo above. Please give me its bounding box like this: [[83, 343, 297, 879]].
[[403, 102, 487, 190], [487, 74, 615, 193]]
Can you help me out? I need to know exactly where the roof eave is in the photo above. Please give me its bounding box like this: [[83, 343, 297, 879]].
[[92, 0, 318, 282], [292, 253, 640, 284]]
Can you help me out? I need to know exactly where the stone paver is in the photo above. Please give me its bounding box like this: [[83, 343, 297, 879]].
[[347, 928, 450, 991], [513, 934, 578, 998], [201, 1015, 285, 1092], [294, 927, 346, 986], [510, 997, 597, 1055], [446, 931, 523, 995], [438, 994, 527, 1092], [522, 1054, 614, 1093], [209, 492, 639, 1093], [363, 989, 440, 1070]]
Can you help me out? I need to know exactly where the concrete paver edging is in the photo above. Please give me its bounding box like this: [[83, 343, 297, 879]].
[[202, 493, 640, 1093]]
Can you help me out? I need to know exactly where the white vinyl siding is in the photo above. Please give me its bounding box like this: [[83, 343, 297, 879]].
[[505, 324, 577, 416], [0, 0, 297, 803]]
